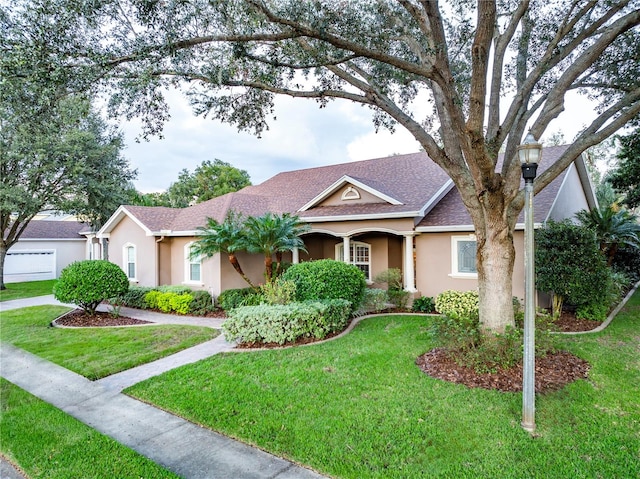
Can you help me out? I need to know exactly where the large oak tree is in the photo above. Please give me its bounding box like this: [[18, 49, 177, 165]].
[[5, 0, 639, 331]]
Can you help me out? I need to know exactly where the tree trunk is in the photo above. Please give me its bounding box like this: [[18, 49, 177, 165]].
[[227, 253, 256, 289], [0, 243, 7, 290], [475, 217, 516, 334], [264, 255, 273, 283]]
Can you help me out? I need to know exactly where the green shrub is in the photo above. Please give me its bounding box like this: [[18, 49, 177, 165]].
[[260, 278, 296, 305], [158, 284, 193, 294], [190, 290, 216, 315], [435, 290, 479, 318], [536, 220, 612, 315], [282, 259, 366, 313], [218, 287, 263, 311], [122, 285, 154, 309], [576, 302, 609, 321], [412, 296, 435, 313], [361, 288, 388, 312], [53, 260, 129, 315], [222, 299, 351, 345], [144, 290, 162, 310], [387, 289, 410, 309], [156, 292, 174, 313], [429, 311, 481, 353], [373, 268, 403, 290], [169, 293, 194, 314]]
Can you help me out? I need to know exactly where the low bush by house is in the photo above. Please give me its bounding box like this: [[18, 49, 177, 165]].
[[115, 284, 217, 316], [222, 299, 351, 345], [411, 295, 436, 313], [281, 259, 366, 313], [217, 287, 264, 311]]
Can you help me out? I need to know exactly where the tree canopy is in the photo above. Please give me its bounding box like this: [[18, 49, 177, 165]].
[[4, 0, 639, 331], [609, 126, 640, 209], [0, 94, 135, 289], [165, 159, 251, 208]]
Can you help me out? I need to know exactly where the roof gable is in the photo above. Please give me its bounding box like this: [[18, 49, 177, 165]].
[[298, 175, 403, 211]]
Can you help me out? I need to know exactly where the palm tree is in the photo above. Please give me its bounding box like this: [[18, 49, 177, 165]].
[[191, 211, 257, 288], [576, 184, 640, 266], [244, 212, 309, 282]]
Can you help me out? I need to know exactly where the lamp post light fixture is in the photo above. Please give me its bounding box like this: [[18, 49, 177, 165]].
[[518, 131, 542, 433]]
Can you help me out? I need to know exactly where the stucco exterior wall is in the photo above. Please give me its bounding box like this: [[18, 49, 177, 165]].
[[8, 238, 86, 279], [107, 216, 158, 287], [415, 231, 527, 300], [547, 164, 589, 222]]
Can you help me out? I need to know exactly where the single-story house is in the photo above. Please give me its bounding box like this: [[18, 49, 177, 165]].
[[97, 145, 596, 303], [4, 220, 92, 283]]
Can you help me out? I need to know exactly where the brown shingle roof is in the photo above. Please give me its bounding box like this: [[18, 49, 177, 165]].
[[18, 221, 87, 240], [117, 145, 582, 233]]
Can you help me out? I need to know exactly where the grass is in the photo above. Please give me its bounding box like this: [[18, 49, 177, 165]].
[[126, 293, 640, 479], [0, 305, 219, 379], [0, 279, 56, 302], [0, 378, 179, 479]]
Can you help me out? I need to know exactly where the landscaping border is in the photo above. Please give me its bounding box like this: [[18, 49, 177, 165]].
[[560, 279, 640, 336]]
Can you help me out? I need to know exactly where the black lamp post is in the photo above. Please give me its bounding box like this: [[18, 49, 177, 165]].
[[518, 132, 542, 433]]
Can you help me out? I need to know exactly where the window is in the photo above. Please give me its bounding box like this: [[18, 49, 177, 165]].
[[451, 236, 477, 277], [124, 244, 136, 280], [336, 241, 371, 281], [185, 243, 202, 283]]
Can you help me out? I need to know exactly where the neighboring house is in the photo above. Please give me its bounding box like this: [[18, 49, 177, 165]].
[[4, 220, 91, 283], [97, 145, 596, 303]]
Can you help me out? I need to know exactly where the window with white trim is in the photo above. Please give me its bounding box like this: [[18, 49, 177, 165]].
[[123, 244, 136, 280], [336, 241, 371, 281], [185, 243, 202, 283], [451, 235, 478, 277]]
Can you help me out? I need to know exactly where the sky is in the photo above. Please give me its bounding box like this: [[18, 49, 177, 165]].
[[120, 89, 599, 193]]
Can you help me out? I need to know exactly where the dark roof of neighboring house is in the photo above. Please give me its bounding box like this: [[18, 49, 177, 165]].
[[102, 145, 589, 235], [17, 220, 87, 240]]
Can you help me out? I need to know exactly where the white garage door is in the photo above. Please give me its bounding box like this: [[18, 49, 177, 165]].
[[4, 250, 56, 283]]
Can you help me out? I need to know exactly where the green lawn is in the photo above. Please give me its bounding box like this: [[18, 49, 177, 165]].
[[0, 379, 179, 479], [0, 279, 56, 302], [126, 293, 640, 479], [0, 305, 219, 379]]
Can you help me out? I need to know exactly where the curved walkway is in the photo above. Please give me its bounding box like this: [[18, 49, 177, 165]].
[[0, 296, 327, 479]]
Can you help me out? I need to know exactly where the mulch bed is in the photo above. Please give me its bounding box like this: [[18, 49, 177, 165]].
[[554, 311, 602, 332], [416, 348, 590, 393], [55, 309, 153, 327]]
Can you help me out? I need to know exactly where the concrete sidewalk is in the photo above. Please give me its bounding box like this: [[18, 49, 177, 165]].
[[0, 298, 327, 479]]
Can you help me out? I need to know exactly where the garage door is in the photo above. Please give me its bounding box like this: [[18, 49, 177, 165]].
[[4, 250, 56, 283]]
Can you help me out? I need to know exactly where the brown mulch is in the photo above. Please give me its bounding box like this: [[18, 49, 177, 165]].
[[416, 348, 590, 393], [55, 309, 152, 327], [554, 310, 602, 332]]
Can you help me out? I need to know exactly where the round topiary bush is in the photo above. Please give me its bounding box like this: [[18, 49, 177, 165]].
[[281, 259, 366, 312], [53, 260, 129, 315]]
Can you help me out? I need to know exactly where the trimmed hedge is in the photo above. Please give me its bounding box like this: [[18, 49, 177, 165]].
[[53, 260, 129, 315], [435, 290, 479, 318], [222, 299, 351, 345], [217, 287, 263, 311], [281, 259, 366, 312]]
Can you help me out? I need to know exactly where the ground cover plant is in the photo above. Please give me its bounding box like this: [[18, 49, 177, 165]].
[[0, 305, 219, 379], [0, 279, 56, 302], [126, 292, 640, 479], [0, 379, 179, 479]]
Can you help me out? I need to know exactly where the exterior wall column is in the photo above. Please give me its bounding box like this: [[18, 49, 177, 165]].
[[404, 233, 417, 292], [342, 236, 351, 264], [292, 246, 299, 264]]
